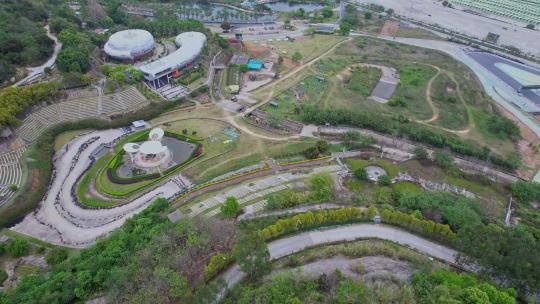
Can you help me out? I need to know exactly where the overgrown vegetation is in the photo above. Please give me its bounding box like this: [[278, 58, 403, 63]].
[[0, 0, 53, 84], [0, 200, 236, 303], [0, 83, 60, 128], [301, 105, 519, 170]]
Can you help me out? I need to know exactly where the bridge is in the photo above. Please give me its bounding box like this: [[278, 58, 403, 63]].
[[518, 84, 540, 93]]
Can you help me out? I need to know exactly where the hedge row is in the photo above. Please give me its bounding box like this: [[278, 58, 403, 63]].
[[0, 99, 186, 228], [203, 252, 235, 282], [259, 207, 456, 244], [380, 209, 456, 243]]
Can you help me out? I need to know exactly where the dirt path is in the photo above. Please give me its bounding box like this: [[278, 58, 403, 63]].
[[419, 64, 441, 123], [415, 64, 474, 134]]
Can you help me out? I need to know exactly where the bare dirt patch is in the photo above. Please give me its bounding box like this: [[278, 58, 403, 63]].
[[380, 20, 400, 37], [497, 105, 540, 179]]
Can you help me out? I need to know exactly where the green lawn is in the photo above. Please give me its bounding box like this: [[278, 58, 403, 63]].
[[314, 57, 353, 76], [346, 66, 382, 97], [391, 63, 438, 120], [430, 72, 469, 130]]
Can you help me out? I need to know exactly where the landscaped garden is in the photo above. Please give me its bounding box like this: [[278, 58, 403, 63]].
[[77, 128, 204, 207]]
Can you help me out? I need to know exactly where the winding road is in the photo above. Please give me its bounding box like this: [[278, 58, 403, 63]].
[[220, 223, 460, 289]]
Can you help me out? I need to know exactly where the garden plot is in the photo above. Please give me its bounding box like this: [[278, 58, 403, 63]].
[[262, 75, 328, 121]]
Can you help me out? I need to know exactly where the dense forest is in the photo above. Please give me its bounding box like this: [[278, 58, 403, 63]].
[[0, 0, 54, 84]]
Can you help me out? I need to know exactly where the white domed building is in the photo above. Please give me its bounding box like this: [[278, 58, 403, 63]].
[[104, 29, 156, 61], [123, 128, 172, 172]]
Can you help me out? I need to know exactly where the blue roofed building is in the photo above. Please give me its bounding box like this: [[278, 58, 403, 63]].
[[247, 59, 264, 71]]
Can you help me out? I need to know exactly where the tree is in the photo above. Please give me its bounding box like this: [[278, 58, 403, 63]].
[[321, 6, 333, 18], [221, 196, 240, 217], [6, 238, 29, 258], [414, 147, 429, 160], [340, 22, 351, 36], [235, 233, 271, 280], [56, 48, 91, 73], [354, 168, 368, 181], [220, 21, 231, 33], [364, 12, 372, 19], [292, 51, 303, 62]]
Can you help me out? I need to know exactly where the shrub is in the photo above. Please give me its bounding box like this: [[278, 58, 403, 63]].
[[6, 238, 29, 258], [0, 269, 7, 286], [46, 248, 69, 266], [380, 209, 456, 242], [354, 168, 368, 181], [221, 197, 240, 217], [434, 151, 454, 169], [203, 252, 234, 282], [414, 147, 429, 160], [378, 174, 391, 186]]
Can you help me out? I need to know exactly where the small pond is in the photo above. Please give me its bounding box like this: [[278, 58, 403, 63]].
[[162, 137, 196, 164], [265, 1, 326, 12]]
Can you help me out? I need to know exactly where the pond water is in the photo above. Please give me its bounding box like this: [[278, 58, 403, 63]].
[[265, 1, 326, 12], [176, 4, 275, 24]]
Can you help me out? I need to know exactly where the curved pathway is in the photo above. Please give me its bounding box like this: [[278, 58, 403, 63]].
[[15, 24, 62, 86], [420, 64, 441, 123], [10, 130, 184, 247], [220, 223, 460, 288]]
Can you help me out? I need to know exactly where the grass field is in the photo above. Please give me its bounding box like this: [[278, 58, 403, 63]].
[[429, 72, 469, 130], [54, 130, 91, 151], [266, 35, 346, 62], [391, 63, 438, 120], [346, 66, 382, 97], [314, 57, 353, 76], [395, 27, 443, 40]]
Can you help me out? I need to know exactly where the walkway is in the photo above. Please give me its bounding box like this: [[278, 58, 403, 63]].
[[15, 24, 62, 86], [220, 224, 460, 288]]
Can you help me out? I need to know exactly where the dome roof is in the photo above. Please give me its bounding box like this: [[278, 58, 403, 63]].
[[123, 143, 140, 153], [104, 29, 155, 60], [139, 141, 167, 155], [149, 128, 164, 141]]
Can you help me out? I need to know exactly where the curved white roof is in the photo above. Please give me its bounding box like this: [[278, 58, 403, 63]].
[[123, 143, 140, 153], [104, 29, 155, 60], [139, 32, 206, 80], [149, 128, 164, 141], [139, 141, 167, 155]]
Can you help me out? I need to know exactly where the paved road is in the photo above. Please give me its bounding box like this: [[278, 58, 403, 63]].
[[220, 224, 459, 288], [15, 24, 62, 86], [355, 0, 540, 57]]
